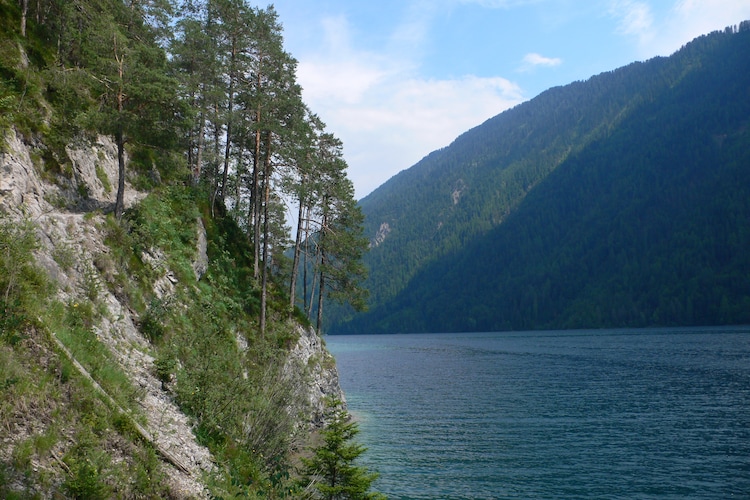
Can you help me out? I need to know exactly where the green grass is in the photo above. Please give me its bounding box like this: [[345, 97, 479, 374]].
[[105, 188, 310, 496], [0, 214, 172, 498], [1, 180, 320, 497], [95, 164, 112, 193], [47, 299, 142, 414]]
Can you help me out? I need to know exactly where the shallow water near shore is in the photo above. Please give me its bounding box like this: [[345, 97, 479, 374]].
[[326, 327, 750, 499]]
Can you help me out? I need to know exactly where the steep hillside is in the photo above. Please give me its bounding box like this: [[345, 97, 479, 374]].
[[333, 23, 750, 333], [0, 0, 354, 495], [0, 128, 344, 497]]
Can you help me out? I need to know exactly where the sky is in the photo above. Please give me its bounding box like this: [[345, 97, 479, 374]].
[[268, 0, 750, 199]]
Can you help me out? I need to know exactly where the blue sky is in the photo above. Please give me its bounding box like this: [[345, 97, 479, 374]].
[[268, 0, 750, 199]]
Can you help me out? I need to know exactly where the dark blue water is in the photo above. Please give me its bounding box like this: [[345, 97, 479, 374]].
[[325, 327, 750, 499]]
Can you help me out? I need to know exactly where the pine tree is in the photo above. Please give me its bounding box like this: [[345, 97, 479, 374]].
[[313, 136, 369, 332], [65, 0, 180, 218], [298, 398, 385, 500]]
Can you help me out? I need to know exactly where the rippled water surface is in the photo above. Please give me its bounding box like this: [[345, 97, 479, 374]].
[[325, 327, 750, 499]]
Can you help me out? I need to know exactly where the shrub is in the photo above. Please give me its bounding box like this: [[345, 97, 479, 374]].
[[0, 216, 51, 337], [297, 398, 384, 500]]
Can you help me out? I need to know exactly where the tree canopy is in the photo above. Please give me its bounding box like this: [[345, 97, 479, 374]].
[[0, 0, 371, 495], [0, 0, 368, 333]]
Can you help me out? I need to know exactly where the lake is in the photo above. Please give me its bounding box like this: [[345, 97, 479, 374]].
[[325, 327, 750, 499]]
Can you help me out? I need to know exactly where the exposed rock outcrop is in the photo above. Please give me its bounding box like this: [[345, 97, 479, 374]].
[[1, 130, 212, 496], [0, 131, 51, 217], [1, 128, 346, 496], [371, 221, 391, 248], [286, 324, 345, 428]]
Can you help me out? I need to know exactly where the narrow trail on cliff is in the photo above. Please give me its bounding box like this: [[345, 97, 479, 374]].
[[1, 131, 214, 497]]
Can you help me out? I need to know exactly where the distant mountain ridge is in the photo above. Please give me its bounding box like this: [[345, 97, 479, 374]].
[[330, 22, 750, 333]]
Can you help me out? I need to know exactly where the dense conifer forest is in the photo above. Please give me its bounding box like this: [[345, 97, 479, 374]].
[[332, 22, 750, 334]]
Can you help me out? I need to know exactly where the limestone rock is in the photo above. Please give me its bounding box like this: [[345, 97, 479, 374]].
[[193, 217, 208, 280], [285, 324, 346, 428]]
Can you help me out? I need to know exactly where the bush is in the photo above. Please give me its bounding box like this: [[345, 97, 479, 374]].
[[0, 216, 50, 337]]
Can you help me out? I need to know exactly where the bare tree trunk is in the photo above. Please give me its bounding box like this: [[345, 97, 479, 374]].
[[251, 82, 262, 279], [115, 127, 126, 219], [304, 218, 316, 318], [316, 209, 328, 332], [219, 38, 237, 204], [210, 107, 221, 216], [187, 95, 195, 175], [259, 199, 269, 336], [259, 131, 272, 337], [234, 142, 244, 215], [251, 133, 261, 279], [289, 193, 306, 317], [20, 0, 28, 37], [114, 38, 126, 219], [194, 108, 205, 185], [316, 250, 325, 333]]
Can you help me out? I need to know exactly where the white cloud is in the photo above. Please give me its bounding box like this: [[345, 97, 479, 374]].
[[609, 0, 655, 46], [290, 0, 750, 199], [301, 69, 523, 198], [610, 0, 750, 57], [297, 59, 388, 106], [660, 0, 750, 52], [520, 52, 563, 71], [294, 11, 525, 198], [295, 15, 392, 105]]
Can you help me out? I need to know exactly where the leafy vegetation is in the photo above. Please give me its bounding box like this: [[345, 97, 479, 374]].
[[1, 0, 378, 497], [105, 187, 303, 494], [335, 22, 750, 334], [0, 216, 50, 336], [0, 217, 171, 498], [1, 185, 379, 497]]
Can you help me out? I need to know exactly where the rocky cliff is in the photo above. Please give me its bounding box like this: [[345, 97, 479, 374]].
[[0, 129, 344, 497]]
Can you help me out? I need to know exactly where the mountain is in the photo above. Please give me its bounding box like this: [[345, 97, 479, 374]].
[[331, 22, 750, 334]]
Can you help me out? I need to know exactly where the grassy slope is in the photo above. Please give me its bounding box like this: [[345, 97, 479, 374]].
[[0, 1, 339, 496]]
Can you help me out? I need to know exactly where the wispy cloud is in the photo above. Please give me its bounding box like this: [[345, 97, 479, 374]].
[[520, 52, 563, 71], [297, 15, 392, 102], [609, 0, 750, 57], [295, 11, 524, 198], [609, 0, 655, 45], [661, 0, 750, 52], [292, 0, 750, 198]]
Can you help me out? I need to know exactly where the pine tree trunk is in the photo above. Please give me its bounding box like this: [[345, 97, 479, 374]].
[[303, 216, 311, 315], [259, 131, 273, 337], [194, 108, 205, 185], [316, 251, 325, 333], [114, 40, 126, 220], [210, 110, 221, 216], [316, 209, 328, 332], [220, 38, 237, 203], [289, 194, 305, 317], [115, 127, 126, 219], [251, 82, 262, 280], [20, 0, 28, 37]]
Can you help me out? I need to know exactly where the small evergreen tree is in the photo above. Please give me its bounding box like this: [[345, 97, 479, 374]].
[[298, 398, 385, 500]]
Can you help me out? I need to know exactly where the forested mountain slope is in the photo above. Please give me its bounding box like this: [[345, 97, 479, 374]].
[[332, 22, 750, 333]]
